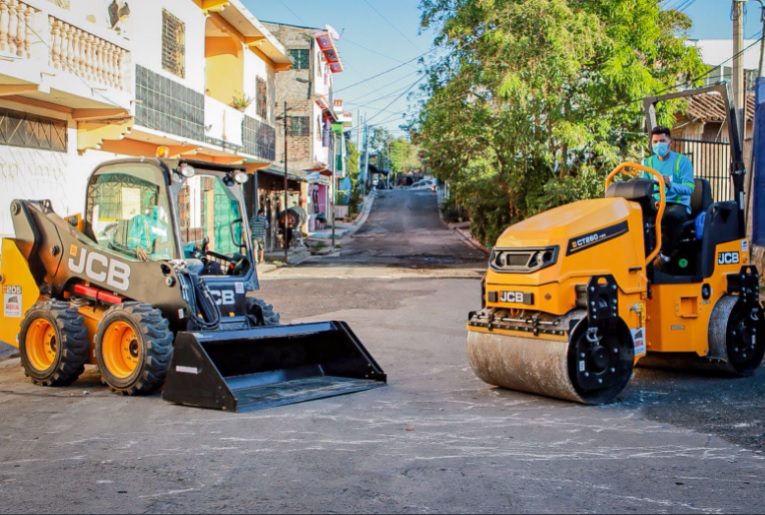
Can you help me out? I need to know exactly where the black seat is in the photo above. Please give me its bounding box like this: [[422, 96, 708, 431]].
[[680, 178, 713, 240], [605, 178, 659, 257]]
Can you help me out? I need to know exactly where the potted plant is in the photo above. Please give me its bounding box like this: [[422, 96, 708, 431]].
[[230, 91, 253, 112]]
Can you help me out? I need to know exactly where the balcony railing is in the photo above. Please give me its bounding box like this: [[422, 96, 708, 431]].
[[0, 0, 130, 93], [243, 116, 275, 162], [49, 17, 128, 91], [204, 96, 244, 150], [0, 0, 36, 58], [135, 65, 204, 141]]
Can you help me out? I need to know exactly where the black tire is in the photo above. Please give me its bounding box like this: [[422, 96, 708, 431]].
[[247, 297, 280, 326], [19, 300, 89, 386], [709, 295, 765, 376], [95, 302, 173, 395]]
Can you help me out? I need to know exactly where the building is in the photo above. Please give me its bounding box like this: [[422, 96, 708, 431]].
[[0, 0, 291, 240], [261, 21, 347, 235]]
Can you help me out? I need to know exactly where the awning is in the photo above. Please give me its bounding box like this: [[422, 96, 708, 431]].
[[314, 30, 344, 74]]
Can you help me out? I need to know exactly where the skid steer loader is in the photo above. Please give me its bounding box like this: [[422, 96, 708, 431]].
[[0, 158, 386, 411], [466, 83, 764, 404]]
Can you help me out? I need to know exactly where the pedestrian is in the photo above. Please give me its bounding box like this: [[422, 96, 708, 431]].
[[642, 126, 695, 268], [250, 208, 268, 264]]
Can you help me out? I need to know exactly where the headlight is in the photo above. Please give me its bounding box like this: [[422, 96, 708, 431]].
[[233, 171, 249, 184], [179, 163, 195, 178]]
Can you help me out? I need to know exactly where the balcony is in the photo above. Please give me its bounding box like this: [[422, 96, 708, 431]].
[[242, 115, 275, 162], [204, 95, 244, 151], [0, 0, 132, 110]]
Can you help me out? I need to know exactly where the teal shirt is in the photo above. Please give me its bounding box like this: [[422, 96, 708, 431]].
[[641, 152, 695, 214]]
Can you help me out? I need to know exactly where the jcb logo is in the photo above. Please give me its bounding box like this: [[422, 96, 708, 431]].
[[500, 291, 525, 303], [718, 252, 740, 265], [68, 247, 131, 292], [209, 289, 235, 306]]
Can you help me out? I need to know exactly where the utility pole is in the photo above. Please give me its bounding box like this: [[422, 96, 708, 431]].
[[330, 130, 336, 248], [733, 0, 746, 148], [283, 101, 289, 265], [363, 121, 370, 194]]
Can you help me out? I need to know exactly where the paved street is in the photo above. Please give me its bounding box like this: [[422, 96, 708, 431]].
[[1, 188, 765, 513]]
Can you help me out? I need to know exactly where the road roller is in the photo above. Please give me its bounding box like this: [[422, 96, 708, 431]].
[[467, 159, 763, 404], [467, 84, 764, 404]]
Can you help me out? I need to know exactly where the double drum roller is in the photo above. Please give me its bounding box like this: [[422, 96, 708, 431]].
[[466, 161, 765, 404]]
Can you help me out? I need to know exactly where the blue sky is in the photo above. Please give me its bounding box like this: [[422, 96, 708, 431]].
[[243, 0, 765, 138]]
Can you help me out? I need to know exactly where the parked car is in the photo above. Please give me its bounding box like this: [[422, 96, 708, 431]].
[[410, 178, 436, 190]]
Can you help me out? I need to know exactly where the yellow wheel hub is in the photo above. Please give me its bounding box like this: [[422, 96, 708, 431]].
[[25, 319, 58, 371], [101, 321, 141, 379]]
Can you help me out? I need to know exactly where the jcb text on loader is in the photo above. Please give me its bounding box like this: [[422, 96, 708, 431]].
[[0, 158, 386, 411]]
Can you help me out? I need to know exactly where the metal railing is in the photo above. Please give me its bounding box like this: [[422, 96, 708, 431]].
[[242, 115, 275, 162], [673, 138, 733, 202]]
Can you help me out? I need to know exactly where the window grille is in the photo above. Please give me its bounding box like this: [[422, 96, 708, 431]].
[[288, 117, 310, 137], [289, 49, 309, 70], [162, 10, 185, 78], [0, 108, 67, 152], [256, 77, 268, 119]]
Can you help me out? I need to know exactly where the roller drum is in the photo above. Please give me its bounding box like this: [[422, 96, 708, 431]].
[[467, 331, 583, 402], [466, 310, 635, 405]]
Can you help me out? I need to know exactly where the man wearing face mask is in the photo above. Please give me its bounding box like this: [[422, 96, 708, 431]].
[[641, 126, 695, 267]]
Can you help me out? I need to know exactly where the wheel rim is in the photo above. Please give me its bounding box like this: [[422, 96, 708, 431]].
[[25, 319, 58, 371], [568, 321, 633, 404], [101, 321, 141, 379]]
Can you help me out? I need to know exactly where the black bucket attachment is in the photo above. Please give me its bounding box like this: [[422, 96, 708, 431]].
[[161, 321, 387, 412]]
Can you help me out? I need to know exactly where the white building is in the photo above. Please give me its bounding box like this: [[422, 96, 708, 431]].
[[0, 0, 291, 238]]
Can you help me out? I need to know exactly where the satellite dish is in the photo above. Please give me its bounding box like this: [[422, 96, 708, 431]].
[[325, 24, 341, 40]]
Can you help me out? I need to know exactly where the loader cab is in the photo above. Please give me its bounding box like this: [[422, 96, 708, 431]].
[[84, 159, 255, 279]]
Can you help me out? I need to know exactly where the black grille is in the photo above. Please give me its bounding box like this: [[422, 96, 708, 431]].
[[490, 246, 559, 273]]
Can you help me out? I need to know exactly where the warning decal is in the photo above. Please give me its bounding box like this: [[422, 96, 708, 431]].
[[3, 285, 22, 318], [631, 327, 646, 356]]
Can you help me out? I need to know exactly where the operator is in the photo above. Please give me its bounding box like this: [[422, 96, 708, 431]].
[[127, 206, 170, 261], [642, 126, 695, 266]]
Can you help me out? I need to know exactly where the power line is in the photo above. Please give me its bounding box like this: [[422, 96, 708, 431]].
[[275, 0, 308, 25], [362, 0, 424, 53], [342, 37, 420, 67], [334, 48, 436, 93], [365, 76, 425, 125]]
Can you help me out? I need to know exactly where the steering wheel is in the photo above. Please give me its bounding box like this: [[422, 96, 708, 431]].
[[604, 162, 666, 266]]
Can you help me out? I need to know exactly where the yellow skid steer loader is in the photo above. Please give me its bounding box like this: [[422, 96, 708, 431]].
[[0, 159, 386, 411]]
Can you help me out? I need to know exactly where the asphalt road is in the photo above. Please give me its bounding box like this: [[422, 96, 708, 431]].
[[1, 188, 764, 514]]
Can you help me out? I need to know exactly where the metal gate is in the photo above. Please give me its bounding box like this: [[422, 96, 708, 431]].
[[673, 138, 732, 202]]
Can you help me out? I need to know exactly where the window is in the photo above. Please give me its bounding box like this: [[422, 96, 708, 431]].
[[0, 108, 67, 152], [256, 77, 268, 119], [161, 10, 185, 78], [86, 163, 177, 262], [289, 49, 309, 70], [288, 116, 310, 137]]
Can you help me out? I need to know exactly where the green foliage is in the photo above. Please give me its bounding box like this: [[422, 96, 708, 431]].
[[345, 141, 365, 216], [414, 0, 706, 244]]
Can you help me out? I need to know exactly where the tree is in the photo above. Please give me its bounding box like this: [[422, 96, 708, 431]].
[[389, 138, 422, 176], [413, 0, 706, 245]]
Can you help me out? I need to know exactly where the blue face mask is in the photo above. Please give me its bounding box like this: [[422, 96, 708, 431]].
[[652, 142, 670, 157]]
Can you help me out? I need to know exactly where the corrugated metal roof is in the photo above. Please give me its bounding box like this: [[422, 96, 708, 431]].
[[686, 92, 754, 122]]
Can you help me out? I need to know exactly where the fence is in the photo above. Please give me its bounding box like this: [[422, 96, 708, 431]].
[[672, 138, 732, 203]]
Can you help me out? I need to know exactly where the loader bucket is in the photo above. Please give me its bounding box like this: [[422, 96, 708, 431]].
[[161, 321, 386, 412]]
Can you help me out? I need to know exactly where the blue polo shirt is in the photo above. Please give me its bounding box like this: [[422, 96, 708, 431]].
[[641, 152, 695, 214]]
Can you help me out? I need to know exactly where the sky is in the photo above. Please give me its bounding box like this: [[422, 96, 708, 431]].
[[243, 0, 765, 140]]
